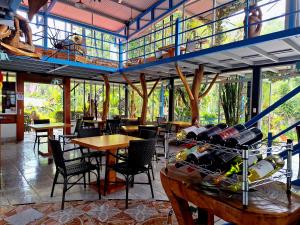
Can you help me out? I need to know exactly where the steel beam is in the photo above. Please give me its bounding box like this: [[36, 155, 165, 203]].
[[222, 52, 254, 65], [283, 38, 300, 54], [249, 46, 279, 62]]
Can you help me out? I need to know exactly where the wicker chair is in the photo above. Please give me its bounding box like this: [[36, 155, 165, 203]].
[[104, 139, 156, 208], [77, 128, 105, 179], [49, 139, 101, 210], [105, 119, 121, 134], [59, 118, 82, 150]]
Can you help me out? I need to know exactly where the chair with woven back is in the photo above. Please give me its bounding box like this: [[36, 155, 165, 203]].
[[77, 128, 105, 182], [58, 118, 82, 150], [33, 119, 50, 153], [104, 139, 156, 208], [105, 119, 121, 134], [49, 139, 101, 210]]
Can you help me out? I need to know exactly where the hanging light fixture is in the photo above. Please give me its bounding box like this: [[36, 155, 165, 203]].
[[75, 0, 86, 9]]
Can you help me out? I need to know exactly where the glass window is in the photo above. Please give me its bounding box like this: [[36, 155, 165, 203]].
[[0, 71, 17, 114]]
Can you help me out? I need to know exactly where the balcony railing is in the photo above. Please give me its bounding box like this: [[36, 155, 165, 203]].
[[121, 0, 299, 68]]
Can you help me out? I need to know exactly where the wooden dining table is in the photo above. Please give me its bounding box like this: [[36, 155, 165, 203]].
[[161, 168, 300, 225], [120, 124, 157, 134], [163, 121, 192, 132], [29, 123, 71, 157], [72, 134, 142, 194]]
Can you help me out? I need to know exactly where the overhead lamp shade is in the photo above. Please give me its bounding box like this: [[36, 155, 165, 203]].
[[28, 0, 48, 21]]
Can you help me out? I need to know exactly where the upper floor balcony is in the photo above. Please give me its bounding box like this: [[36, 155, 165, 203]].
[[1, 0, 300, 79]]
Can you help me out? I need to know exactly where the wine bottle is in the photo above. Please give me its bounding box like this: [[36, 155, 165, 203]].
[[213, 153, 262, 184], [176, 126, 199, 141], [186, 124, 214, 140], [225, 155, 285, 192], [175, 145, 198, 161], [248, 154, 284, 182], [210, 124, 246, 145], [185, 144, 211, 164], [225, 127, 263, 148], [197, 123, 228, 142]]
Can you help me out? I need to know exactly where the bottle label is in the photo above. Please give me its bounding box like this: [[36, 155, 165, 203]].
[[215, 152, 238, 163], [219, 127, 239, 140], [183, 126, 198, 134], [250, 160, 274, 178], [194, 127, 207, 135], [234, 130, 257, 145], [191, 151, 209, 159], [207, 127, 222, 137]]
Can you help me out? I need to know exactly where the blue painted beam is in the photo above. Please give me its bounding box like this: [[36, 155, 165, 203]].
[[45, 0, 57, 14], [245, 85, 300, 128], [127, 0, 189, 39], [9, 0, 22, 13], [43, 57, 118, 73]]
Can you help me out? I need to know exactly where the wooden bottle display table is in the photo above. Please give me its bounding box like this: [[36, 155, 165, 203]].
[[161, 168, 300, 225]]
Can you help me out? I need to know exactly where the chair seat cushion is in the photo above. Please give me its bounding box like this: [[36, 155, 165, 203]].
[[112, 162, 147, 175], [65, 162, 97, 176], [292, 179, 300, 186]]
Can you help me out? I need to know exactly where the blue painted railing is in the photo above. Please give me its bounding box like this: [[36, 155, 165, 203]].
[[245, 86, 300, 128], [121, 0, 298, 67]]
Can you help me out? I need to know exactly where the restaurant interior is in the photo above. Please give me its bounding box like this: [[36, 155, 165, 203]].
[[1, 0, 300, 224]]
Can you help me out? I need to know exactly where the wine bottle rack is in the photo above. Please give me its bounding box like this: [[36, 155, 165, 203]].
[[166, 138, 293, 208]]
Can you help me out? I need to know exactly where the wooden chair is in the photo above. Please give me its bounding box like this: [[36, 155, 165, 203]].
[[104, 139, 156, 208], [58, 118, 82, 150], [33, 119, 50, 154], [49, 139, 101, 210]]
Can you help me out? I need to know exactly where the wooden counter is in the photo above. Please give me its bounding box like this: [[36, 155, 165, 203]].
[[161, 168, 300, 225]]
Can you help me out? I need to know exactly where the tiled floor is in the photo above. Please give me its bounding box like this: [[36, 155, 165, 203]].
[[1, 131, 299, 225]]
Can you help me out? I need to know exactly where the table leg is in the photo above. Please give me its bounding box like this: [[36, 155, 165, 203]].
[[161, 170, 194, 225], [38, 128, 53, 157]]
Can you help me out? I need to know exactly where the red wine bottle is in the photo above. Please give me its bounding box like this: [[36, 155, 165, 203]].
[[210, 124, 246, 145], [196, 123, 228, 142], [225, 127, 263, 148], [186, 124, 214, 140]]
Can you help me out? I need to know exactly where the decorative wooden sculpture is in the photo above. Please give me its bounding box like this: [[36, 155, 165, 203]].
[[0, 14, 40, 58], [102, 75, 110, 121], [244, 4, 262, 38], [175, 64, 219, 125], [122, 73, 160, 125]]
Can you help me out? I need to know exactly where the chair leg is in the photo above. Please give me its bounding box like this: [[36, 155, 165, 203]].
[[51, 170, 59, 197], [147, 169, 154, 198], [33, 136, 37, 152], [125, 176, 130, 209], [37, 137, 40, 154], [131, 175, 134, 187], [104, 165, 109, 196], [83, 173, 86, 189], [61, 177, 67, 210], [96, 167, 101, 200], [150, 162, 155, 180]]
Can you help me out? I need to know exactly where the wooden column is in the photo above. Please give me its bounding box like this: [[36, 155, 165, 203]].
[[102, 75, 110, 121], [122, 73, 160, 125], [63, 77, 71, 134], [16, 72, 25, 142], [175, 64, 219, 125]]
